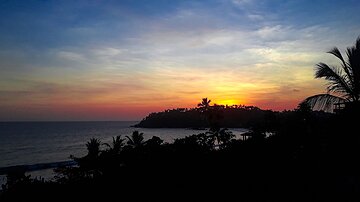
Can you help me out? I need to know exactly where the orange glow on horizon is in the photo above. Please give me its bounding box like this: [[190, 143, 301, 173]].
[[0, 59, 326, 121], [214, 99, 244, 106]]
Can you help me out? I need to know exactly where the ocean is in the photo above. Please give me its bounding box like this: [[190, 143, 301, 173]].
[[0, 121, 248, 187]]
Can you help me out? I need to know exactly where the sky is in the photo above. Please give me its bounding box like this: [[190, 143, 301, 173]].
[[0, 0, 360, 121]]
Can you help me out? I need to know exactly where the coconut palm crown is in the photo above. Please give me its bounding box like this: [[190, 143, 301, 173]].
[[303, 36, 360, 111], [126, 131, 145, 148], [197, 98, 211, 113]]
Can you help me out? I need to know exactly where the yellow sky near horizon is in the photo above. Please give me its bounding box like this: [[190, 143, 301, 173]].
[[1, 0, 359, 120]]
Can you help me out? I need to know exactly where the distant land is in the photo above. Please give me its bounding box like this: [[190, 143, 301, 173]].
[[134, 104, 272, 128]]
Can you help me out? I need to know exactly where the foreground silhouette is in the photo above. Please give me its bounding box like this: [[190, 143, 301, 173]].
[[1, 104, 359, 201], [303, 36, 360, 112]]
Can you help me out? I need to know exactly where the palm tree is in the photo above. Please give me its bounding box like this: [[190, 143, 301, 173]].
[[197, 98, 214, 128], [86, 138, 101, 158], [303, 36, 360, 111], [197, 98, 211, 113], [206, 128, 234, 149], [103, 135, 125, 154], [126, 131, 145, 148]]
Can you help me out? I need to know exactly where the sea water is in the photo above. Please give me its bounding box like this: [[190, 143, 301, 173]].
[[0, 121, 248, 187]]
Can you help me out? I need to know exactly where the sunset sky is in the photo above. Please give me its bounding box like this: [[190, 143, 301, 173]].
[[1, 0, 360, 121]]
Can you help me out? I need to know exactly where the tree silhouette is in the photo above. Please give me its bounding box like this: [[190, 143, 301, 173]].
[[296, 102, 312, 114], [303, 36, 360, 111], [145, 136, 163, 147], [206, 128, 234, 149], [197, 98, 211, 113], [207, 104, 223, 129], [103, 135, 125, 154], [126, 131, 145, 148], [86, 138, 101, 158], [217, 128, 235, 148]]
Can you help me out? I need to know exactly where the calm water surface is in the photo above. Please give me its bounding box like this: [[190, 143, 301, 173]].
[[0, 121, 248, 187], [0, 121, 248, 168]]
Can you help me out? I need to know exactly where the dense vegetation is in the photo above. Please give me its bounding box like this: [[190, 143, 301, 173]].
[[135, 99, 271, 128], [1, 103, 359, 201]]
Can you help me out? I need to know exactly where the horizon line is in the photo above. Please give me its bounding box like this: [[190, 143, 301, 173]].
[[0, 120, 141, 122]]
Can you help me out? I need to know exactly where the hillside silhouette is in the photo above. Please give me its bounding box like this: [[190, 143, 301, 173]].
[[135, 99, 271, 128]]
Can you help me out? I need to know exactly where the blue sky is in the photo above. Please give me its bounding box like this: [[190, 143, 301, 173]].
[[0, 0, 360, 120]]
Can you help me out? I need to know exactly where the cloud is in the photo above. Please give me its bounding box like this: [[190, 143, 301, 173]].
[[57, 51, 85, 61], [91, 47, 125, 57], [1, 0, 360, 120], [20, 21, 340, 114], [247, 14, 264, 21], [232, 0, 254, 6]]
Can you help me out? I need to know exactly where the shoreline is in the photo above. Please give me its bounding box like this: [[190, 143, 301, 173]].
[[0, 160, 77, 175]]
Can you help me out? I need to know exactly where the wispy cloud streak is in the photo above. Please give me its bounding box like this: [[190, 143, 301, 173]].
[[0, 0, 359, 120]]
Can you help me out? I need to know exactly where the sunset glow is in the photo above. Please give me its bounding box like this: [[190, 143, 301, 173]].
[[0, 0, 360, 121], [216, 99, 242, 106]]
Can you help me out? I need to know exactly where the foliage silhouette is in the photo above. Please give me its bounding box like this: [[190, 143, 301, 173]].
[[103, 135, 125, 155], [2, 105, 360, 201], [135, 98, 268, 128], [303, 36, 360, 111], [7, 94, 360, 202], [206, 128, 235, 149], [86, 138, 101, 158], [145, 136, 163, 147], [197, 97, 211, 113], [125, 131, 145, 148]]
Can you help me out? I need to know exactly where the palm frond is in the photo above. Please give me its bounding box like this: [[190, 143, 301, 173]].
[[346, 38, 360, 100], [113, 136, 125, 145], [328, 47, 345, 65], [126, 131, 144, 147], [86, 138, 101, 157], [315, 63, 353, 96], [327, 47, 353, 82], [302, 94, 346, 112], [356, 36, 360, 50], [307, 36, 360, 106], [125, 135, 134, 145]]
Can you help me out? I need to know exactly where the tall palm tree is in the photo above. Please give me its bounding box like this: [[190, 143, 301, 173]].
[[303, 36, 360, 111], [126, 131, 145, 148], [197, 98, 211, 113]]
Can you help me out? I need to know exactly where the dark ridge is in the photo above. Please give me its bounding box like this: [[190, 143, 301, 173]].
[[134, 105, 270, 128]]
